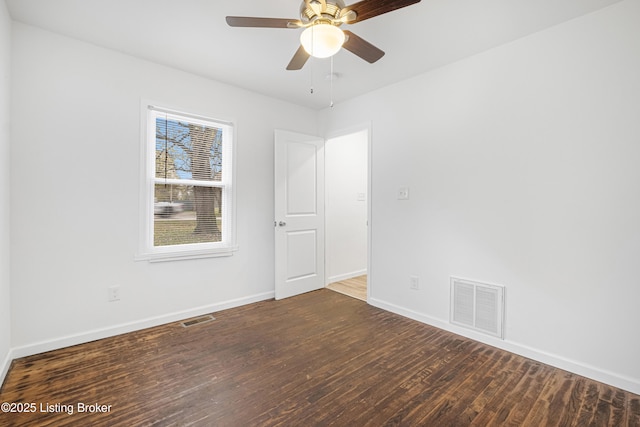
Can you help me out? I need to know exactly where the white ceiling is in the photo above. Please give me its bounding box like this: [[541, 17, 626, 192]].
[[6, 0, 621, 110]]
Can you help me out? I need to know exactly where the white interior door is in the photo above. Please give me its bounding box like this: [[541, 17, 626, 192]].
[[274, 130, 325, 300]]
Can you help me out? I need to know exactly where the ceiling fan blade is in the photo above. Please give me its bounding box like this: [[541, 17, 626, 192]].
[[342, 30, 385, 63], [286, 45, 311, 70], [225, 16, 303, 28], [341, 0, 421, 23]]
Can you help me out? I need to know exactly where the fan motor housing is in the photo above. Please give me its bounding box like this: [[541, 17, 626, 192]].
[[300, 0, 345, 23]]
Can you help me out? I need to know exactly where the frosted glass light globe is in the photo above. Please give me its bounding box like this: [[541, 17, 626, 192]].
[[300, 23, 345, 58]]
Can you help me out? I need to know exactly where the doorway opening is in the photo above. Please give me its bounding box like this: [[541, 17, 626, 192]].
[[326, 275, 367, 301], [324, 128, 369, 301]]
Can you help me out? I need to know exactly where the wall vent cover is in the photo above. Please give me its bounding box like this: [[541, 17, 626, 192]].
[[450, 277, 505, 339]]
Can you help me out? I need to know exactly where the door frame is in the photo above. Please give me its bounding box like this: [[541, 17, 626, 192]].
[[323, 123, 373, 302]]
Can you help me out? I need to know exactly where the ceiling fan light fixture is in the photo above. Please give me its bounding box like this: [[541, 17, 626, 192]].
[[300, 23, 345, 58]]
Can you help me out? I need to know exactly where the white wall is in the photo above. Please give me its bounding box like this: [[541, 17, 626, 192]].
[[0, 0, 11, 384], [9, 23, 318, 355], [325, 130, 368, 284], [320, 0, 640, 394]]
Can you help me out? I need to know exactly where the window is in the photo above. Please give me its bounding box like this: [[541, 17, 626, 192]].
[[138, 104, 236, 261]]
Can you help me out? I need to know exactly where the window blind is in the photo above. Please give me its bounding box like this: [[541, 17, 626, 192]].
[[149, 107, 233, 249]]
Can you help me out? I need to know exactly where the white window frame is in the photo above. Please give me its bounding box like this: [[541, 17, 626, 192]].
[[137, 102, 237, 262]]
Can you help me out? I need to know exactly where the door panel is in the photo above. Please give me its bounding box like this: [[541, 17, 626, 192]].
[[275, 130, 324, 300], [286, 142, 317, 215], [286, 230, 317, 281]]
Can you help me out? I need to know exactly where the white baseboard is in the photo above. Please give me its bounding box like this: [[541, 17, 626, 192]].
[[369, 297, 640, 396], [10, 291, 274, 360], [1, 347, 12, 388], [326, 269, 367, 285]]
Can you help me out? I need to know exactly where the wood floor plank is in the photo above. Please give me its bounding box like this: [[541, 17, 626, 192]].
[[499, 362, 555, 426], [322, 332, 453, 424], [574, 382, 600, 426], [1, 289, 638, 426], [398, 343, 496, 424], [326, 275, 367, 301], [629, 397, 640, 427], [350, 336, 482, 425], [468, 356, 533, 426], [521, 370, 569, 427], [413, 346, 505, 425]]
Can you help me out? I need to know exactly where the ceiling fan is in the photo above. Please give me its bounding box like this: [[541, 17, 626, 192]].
[[226, 0, 422, 70]]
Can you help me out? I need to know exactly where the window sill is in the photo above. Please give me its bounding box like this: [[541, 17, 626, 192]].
[[135, 246, 238, 263]]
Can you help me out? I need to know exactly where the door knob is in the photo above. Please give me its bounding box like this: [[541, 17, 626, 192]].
[[279, 221, 286, 227]]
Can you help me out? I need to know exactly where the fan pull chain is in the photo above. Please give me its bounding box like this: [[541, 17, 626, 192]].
[[330, 56, 334, 108], [310, 25, 314, 94], [310, 59, 314, 94]]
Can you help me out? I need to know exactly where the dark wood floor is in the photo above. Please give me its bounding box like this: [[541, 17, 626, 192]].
[[1, 289, 639, 426]]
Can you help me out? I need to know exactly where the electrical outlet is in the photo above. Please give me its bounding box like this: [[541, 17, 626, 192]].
[[410, 275, 419, 290], [108, 285, 121, 302]]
